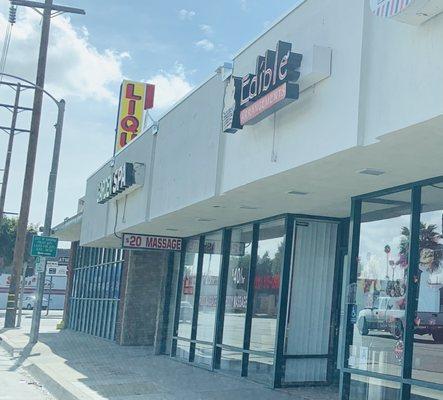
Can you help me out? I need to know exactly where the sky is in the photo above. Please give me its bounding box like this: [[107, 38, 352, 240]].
[[0, 0, 300, 229]]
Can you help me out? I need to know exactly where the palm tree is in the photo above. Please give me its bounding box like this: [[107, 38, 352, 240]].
[[400, 223, 442, 273]]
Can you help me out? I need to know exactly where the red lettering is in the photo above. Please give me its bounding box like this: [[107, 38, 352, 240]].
[[120, 115, 139, 133], [119, 132, 128, 148], [125, 83, 142, 101], [144, 84, 155, 110], [128, 99, 136, 115]]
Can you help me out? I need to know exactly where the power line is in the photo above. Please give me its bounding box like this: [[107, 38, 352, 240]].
[[0, 5, 17, 83]]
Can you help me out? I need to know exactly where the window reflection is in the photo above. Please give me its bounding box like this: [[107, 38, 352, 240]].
[[177, 238, 199, 342], [411, 386, 443, 400], [349, 374, 400, 400], [348, 191, 411, 377], [197, 231, 223, 344], [222, 225, 253, 349], [250, 219, 285, 355], [412, 185, 443, 385]]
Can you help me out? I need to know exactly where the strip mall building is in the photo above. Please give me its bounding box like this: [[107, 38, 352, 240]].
[[54, 1, 443, 399]]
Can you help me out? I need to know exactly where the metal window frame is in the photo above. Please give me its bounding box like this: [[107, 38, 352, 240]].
[[273, 215, 294, 387], [340, 177, 443, 400], [212, 228, 232, 369], [171, 213, 347, 389], [242, 222, 260, 377], [189, 235, 205, 362]]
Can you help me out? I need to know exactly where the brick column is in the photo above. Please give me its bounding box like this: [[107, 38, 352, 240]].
[[118, 250, 169, 346]]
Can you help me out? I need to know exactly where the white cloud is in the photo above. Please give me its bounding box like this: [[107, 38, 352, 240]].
[[0, 3, 127, 104], [199, 24, 213, 36], [240, 0, 248, 11], [146, 63, 193, 110], [178, 9, 196, 20], [195, 39, 215, 51]]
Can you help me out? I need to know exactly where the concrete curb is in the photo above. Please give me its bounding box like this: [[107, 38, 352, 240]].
[[0, 336, 17, 356], [24, 363, 80, 400], [0, 333, 93, 400]]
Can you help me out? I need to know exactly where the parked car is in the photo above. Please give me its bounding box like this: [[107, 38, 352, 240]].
[[357, 297, 405, 340], [180, 301, 193, 323], [23, 295, 49, 310], [357, 296, 443, 343]]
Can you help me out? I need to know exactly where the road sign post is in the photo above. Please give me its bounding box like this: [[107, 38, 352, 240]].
[[30, 235, 57, 343]]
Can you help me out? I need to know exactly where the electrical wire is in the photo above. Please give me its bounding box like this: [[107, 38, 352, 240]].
[[113, 199, 122, 240], [0, 5, 17, 84]]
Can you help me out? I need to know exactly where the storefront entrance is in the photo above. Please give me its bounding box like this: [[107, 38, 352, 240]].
[[283, 220, 341, 385], [171, 214, 347, 388]]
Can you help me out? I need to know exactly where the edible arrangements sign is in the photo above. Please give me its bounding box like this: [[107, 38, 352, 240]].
[[223, 41, 302, 134], [114, 80, 155, 154]]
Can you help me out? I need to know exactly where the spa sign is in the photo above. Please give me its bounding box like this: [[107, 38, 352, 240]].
[[223, 41, 302, 134], [97, 163, 135, 204], [114, 80, 155, 154]]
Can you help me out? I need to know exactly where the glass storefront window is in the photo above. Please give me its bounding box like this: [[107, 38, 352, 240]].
[[247, 354, 274, 384], [348, 191, 411, 377], [349, 375, 401, 400], [249, 219, 285, 378], [412, 185, 443, 385], [177, 237, 199, 340], [220, 349, 243, 374], [196, 231, 223, 344], [222, 225, 253, 349], [411, 386, 443, 400]]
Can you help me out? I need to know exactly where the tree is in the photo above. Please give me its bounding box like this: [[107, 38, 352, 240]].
[[0, 217, 38, 274], [400, 223, 442, 273]]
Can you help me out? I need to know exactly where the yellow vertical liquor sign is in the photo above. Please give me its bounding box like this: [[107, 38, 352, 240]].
[[114, 80, 155, 154]]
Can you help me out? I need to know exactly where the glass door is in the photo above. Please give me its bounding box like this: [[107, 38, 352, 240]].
[[283, 220, 339, 384]]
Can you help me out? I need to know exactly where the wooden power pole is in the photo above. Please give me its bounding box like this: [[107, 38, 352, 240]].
[[4, 0, 85, 329]]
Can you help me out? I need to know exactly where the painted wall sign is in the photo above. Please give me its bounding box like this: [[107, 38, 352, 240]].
[[122, 233, 183, 251], [97, 163, 135, 204], [114, 80, 155, 154], [223, 41, 302, 134]]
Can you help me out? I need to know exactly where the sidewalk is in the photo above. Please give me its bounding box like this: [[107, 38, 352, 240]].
[[0, 319, 339, 400]]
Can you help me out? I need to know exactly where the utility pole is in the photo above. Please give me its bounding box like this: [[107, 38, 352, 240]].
[[30, 99, 65, 342], [16, 261, 27, 328], [0, 83, 21, 221], [4, 0, 85, 329]]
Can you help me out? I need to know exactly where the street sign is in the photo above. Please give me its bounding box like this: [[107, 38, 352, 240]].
[[46, 261, 67, 277], [31, 235, 58, 257], [35, 256, 47, 273]]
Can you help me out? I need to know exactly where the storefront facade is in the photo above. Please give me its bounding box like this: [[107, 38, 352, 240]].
[[171, 214, 348, 387], [341, 176, 443, 400], [53, 1, 443, 398]]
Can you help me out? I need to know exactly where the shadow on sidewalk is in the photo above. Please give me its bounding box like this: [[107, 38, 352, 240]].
[[31, 329, 339, 400], [9, 342, 37, 372]]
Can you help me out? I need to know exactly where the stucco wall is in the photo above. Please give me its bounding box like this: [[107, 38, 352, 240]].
[[358, 3, 443, 144], [220, 0, 365, 192]]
